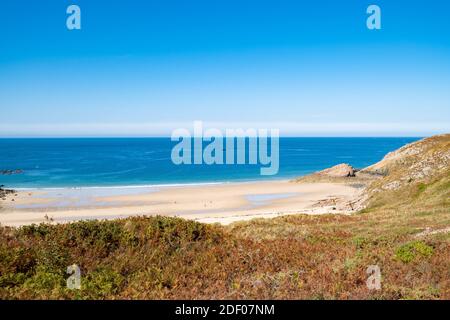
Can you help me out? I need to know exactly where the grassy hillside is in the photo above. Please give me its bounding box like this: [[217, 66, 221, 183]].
[[0, 135, 449, 299]]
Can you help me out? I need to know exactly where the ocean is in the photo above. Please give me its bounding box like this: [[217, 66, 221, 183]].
[[0, 137, 419, 189]]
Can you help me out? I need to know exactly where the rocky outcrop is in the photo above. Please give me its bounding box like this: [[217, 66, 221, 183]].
[[316, 163, 356, 177], [0, 185, 15, 201], [0, 169, 23, 175], [294, 134, 449, 213]]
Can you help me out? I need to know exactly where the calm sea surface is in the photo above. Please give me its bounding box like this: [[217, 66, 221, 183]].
[[0, 138, 419, 188]]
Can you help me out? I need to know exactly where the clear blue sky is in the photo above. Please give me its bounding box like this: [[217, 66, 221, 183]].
[[0, 0, 449, 137]]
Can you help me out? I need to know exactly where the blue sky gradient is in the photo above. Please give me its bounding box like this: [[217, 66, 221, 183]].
[[0, 0, 449, 136]]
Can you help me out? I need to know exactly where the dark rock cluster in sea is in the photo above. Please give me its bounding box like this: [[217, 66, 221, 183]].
[[0, 169, 23, 175]]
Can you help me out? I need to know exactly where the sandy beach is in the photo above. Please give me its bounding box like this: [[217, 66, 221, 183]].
[[0, 179, 364, 227]]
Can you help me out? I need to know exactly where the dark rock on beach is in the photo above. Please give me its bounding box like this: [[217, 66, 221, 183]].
[[0, 185, 15, 200]]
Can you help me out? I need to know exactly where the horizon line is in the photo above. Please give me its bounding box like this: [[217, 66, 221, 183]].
[[0, 135, 428, 139]]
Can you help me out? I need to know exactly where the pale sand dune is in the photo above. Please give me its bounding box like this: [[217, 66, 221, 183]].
[[0, 180, 364, 226]]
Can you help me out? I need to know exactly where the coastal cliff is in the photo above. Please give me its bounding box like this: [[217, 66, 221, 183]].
[[294, 134, 449, 212], [362, 134, 449, 209]]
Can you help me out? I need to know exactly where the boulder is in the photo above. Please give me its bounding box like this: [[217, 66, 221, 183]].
[[317, 163, 356, 177]]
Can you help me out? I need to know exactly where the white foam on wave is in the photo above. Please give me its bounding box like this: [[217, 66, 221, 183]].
[[13, 181, 227, 191]]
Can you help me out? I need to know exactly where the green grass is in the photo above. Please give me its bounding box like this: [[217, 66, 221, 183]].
[[395, 241, 434, 263]]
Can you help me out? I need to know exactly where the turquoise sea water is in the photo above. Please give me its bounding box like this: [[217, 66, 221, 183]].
[[0, 138, 419, 188]]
